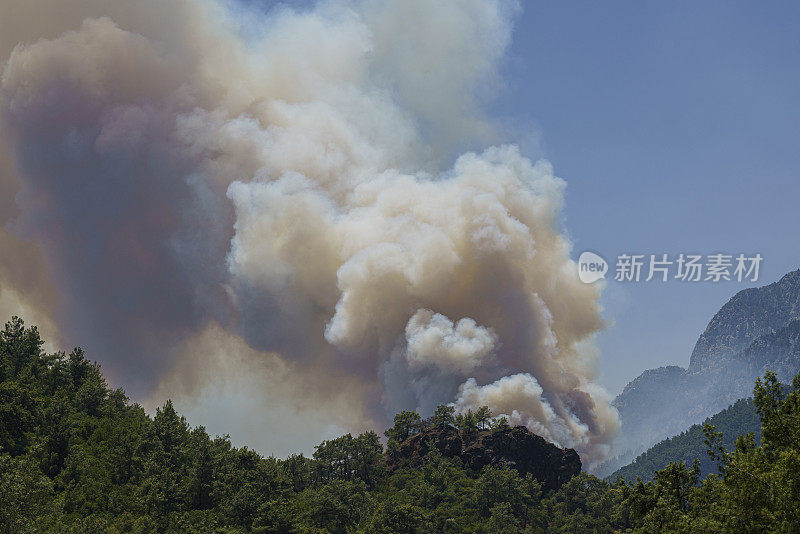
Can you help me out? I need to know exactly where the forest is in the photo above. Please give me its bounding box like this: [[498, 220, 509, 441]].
[[2, 316, 799, 533], [609, 398, 762, 482]]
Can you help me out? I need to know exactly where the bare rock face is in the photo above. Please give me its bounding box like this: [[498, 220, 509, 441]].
[[689, 269, 800, 372], [386, 425, 581, 492]]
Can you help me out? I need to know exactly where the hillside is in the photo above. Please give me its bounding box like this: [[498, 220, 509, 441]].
[[0, 316, 598, 532], [387, 424, 581, 492], [609, 398, 761, 482], [3, 315, 800, 532], [611, 269, 800, 463]]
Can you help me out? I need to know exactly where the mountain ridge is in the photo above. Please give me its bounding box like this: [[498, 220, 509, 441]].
[[608, 269, 800, 474], [690, 269, 800, 371]]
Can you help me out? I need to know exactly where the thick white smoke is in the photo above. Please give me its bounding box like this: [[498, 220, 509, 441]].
[[0, 0, 618, 465], [405, 309, 497, 374]]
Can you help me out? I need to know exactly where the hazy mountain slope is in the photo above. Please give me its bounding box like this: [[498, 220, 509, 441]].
[[609, 398, 761, 482], [610, 269, 800, 467]]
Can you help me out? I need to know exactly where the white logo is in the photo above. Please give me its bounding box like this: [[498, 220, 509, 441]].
[[578, 251, 608, 284]]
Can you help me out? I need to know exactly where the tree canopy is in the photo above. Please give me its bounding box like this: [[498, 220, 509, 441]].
[[1, 316, 799, 532]]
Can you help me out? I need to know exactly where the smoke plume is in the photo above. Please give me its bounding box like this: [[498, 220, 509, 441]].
[[0, 0, 618, 465]]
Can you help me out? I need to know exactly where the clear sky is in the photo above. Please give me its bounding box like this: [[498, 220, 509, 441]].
[[242, 0, 800, 395]]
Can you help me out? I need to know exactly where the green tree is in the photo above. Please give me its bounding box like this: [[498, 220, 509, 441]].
[[384, 410, 423, 444], [754, 370, 800, 449], [454, 409, 478, 432], [295, 480, 369, 533], [475, 466, 542, 528], [475, 406, 492, 431], [481, 503, 518, 534], [0, 454, 56, 533], [313, 431, 384, 487], [490, 416, 510, 431], [363, 498, 427, 534], [0, 317, 44, 380], [432, 405, 455, 427]]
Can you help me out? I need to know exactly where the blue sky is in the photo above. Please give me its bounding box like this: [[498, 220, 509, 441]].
[[243, 0, 800, 395], [496, 1, 800, 393]]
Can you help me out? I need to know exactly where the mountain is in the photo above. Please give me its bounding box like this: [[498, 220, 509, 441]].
[[690, 270, 800, 372], [607, 269, 800, 473], [387, 424, 581, 492], [741, 318, 800, 381], [608, 398, 761, 482]]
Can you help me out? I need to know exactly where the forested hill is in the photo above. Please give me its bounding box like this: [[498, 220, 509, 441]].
[[609, 398, 761, 482], [0, 316, 602, 532], [3, 316, 800, 532]]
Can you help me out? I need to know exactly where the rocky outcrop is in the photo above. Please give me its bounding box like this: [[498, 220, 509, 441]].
[[386, 425, 581, 491], [690, 269, 800, 372], [741, 319, 800, 381]]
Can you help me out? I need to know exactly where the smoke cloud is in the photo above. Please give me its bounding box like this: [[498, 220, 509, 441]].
[[405, 309, 497, 374], [0, 0, 618, 465]]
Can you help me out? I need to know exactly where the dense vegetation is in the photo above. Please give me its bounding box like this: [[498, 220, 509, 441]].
[[2, 317, 800, 532], [610, 398, 762, 482]]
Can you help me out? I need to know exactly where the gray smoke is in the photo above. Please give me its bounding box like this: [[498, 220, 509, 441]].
[[0, 0, 618, 465]]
